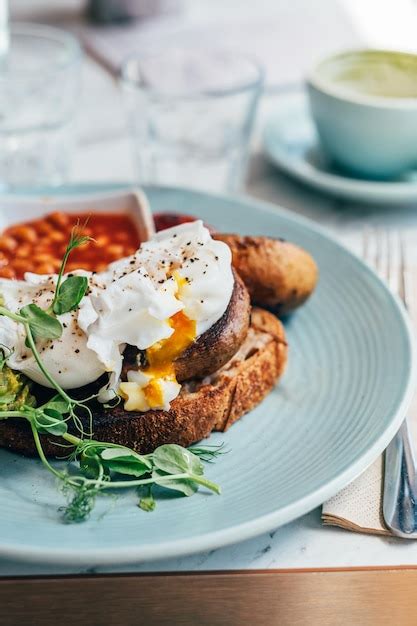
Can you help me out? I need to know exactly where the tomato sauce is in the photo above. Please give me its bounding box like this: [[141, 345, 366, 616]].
[[0, 212, 141, 279]]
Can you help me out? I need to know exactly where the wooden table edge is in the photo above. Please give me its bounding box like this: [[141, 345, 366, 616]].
[[2, 565, 417, 625]]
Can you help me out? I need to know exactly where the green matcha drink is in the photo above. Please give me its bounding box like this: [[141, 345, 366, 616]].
[[317, 50, 417, 99], [307, 49, 417, 177]]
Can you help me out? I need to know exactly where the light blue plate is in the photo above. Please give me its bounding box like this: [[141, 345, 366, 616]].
[[263, 92, 417, 204], [0, 184, 414, 565]]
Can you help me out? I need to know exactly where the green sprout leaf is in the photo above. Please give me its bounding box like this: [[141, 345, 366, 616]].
[[80, 451, 102, 479], [49, 222, 92, 316], [0, 345, 12, 371], [152, 469, 199, 496], [150, 445, 207, 497], [41, 394, 71, 415], [153, 444, 204, 477], [33, 408, 68, 436], [100, 447, 152, 478], [20, 304, 62, 342], [53, 275, 88, 315]]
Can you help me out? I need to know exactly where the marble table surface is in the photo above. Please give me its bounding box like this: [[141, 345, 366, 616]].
[[3, 24, 417, 575]]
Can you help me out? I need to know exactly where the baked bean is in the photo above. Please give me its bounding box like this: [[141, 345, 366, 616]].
[[34, 262, 56, 275], [15, 244, 32, 258], [13, 259, 34, 274], [47, 212, 69, 229], [0, 236, 17, 253], [94, 235, 109, 248], [35, 244, 53, 255], [51, 259, 62, 271], [65, 262, 82, 272], [107, 244, 125, 259], [35, 221, 54, 236], [9, 225, 37, 243], [48, 231, 66, 243], [33, 253, 55, 264], [0, 267, 16, 279]]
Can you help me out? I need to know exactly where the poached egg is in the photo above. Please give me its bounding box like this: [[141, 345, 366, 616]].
[[0, 221, 234, 411]]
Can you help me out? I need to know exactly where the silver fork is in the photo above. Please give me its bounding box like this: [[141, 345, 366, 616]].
[[363, 229, 417, 537]]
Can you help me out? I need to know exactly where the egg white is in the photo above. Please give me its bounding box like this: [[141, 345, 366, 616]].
[[0, 276, 106, 389]]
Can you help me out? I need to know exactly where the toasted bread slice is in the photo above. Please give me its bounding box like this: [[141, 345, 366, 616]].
[[0, 308, 287, 457]]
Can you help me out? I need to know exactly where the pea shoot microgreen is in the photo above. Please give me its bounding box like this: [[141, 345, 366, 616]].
[[0, 226, 222, 523], [49, 222, 92, 316], [188, 442, 227, 463], [20, 303, 63, 342], [0, 345, 13, 371], [53, 275, 89, 316], [1, 398, 222, 523]]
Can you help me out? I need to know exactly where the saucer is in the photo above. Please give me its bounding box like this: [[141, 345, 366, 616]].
[[263, 92, 417, 204]]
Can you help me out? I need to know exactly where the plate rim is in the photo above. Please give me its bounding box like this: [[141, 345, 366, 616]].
[[263, 91, 417, 204], [0, 182, 415, 565]]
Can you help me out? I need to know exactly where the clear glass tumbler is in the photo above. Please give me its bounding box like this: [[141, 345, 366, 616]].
[[121, 49, 263, 193], [0, 23, 81, 190]]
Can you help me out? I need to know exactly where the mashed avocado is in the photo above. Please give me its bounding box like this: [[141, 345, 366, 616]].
[[0, 365, 36, 410]]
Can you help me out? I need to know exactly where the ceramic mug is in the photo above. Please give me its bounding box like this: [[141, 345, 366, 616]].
[[307, 50, 417, 179]]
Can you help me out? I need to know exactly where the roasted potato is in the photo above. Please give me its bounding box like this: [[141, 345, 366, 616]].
[[214, 234, 318, 315]]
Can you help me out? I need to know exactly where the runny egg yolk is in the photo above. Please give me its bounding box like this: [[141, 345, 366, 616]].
[[143, 310, 196, 408], [146, 310, 196, 378], [119, 309, 197, 411]]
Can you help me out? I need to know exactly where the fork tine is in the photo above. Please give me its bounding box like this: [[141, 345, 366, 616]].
[[362, 227, 370, 263], [399, 234, 410, 310], [362, 227, 400, 297], [374, 227, 391, 285], [385, 230, 392, 287], [375, 228, 382, 275], [362, 226, 379, 272]]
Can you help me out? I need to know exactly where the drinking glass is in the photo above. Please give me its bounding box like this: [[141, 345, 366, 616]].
[[0, 23, 81, 190], [121, 49, 263, 193]]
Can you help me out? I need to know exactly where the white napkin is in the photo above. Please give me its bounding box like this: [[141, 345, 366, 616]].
[[322, 457, 389, 535]]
